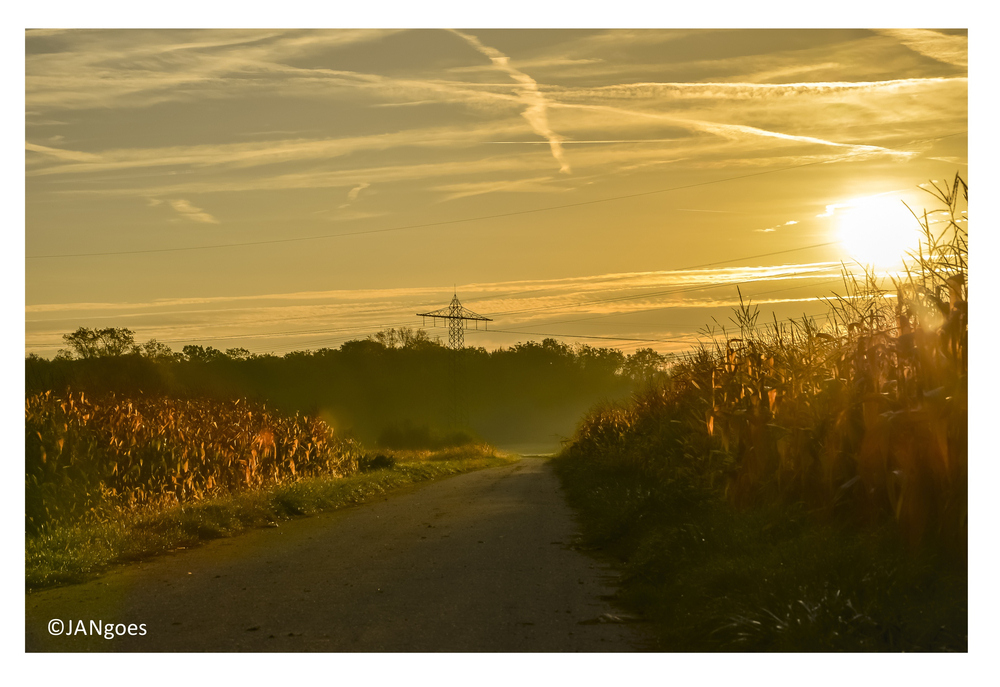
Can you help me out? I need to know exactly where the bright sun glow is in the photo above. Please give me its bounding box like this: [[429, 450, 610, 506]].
[[837, 196, 922, 269]]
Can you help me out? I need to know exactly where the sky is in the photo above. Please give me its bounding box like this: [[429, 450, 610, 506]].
[[25, 28, 968, 357]]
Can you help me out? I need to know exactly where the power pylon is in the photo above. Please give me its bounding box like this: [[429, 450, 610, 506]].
[[417, 293, 492, 427], [417, 293, 493, 349]]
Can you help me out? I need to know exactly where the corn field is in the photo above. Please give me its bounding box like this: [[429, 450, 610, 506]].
[[25, 392, 362, 533], [568, 174, 968, 548]]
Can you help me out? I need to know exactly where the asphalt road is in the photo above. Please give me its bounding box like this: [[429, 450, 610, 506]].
[[25, 457, 653, 652]]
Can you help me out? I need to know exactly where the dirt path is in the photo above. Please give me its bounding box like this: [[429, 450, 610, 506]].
[[25, 458, 653, 652]]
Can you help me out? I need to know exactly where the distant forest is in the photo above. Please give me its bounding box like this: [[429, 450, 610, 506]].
[[26, 326, 669, 449]]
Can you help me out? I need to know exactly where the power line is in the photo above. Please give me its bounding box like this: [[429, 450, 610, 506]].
[[24, 267, 849, 353], [26, 233, 928, 354], [507, 273, 841, 331], [476, 311, 837, 348], [27, 164, 838, 259], [27, 243, 845, 350], [464, 245, 840, 311], [25, 261, 886, 353], [487, 264, 836, 318], [143, 316, 418, 345], [478, 328, 703, 346]]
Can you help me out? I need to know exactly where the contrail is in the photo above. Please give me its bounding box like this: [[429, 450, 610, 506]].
[[451, 30, 571, 173]]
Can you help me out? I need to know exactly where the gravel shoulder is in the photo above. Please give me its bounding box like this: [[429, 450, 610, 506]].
[[25, 457, 653, 652]]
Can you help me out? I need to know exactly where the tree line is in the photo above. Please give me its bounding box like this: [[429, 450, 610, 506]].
[[26, 326, 671, 447]]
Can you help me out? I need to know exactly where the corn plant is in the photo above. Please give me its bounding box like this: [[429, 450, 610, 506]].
[[25, 391, 362, 533], [566, 173, 968, 548]]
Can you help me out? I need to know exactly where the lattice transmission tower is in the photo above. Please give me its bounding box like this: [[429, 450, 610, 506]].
[[417, 293, 492, 427]]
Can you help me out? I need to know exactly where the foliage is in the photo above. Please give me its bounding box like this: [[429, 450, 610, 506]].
[[59, 326, 137, 359], [369, 326, 439, 350], [621, 347, 672, 382], [553, 454, 967, 651], [28, 331, 658, 446], [564, 173, 968, 549], [376, 421, 480, 450], [25, 390, 362, 534]]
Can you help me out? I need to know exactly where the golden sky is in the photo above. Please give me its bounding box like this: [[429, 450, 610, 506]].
[[25, 28, 968, 357]]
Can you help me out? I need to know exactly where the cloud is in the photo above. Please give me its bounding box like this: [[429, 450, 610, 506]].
[[27, 262, 842, 317], [44, 149, 565, 200], [550, 100, 914, 160], [25, 31, 963, 213], [26, 119, 532, 180], [347, 182, 370, 202], [755, 220, 798, 233], [25, 30, 965, 236], [25, 142, 101, 162], [816, 202, 850, 219], [814, 190, 907, 218], [168, 199, 219, 224], [432, 176, 562, 202], [447, 56, 604, 75], [559, 76, 964, 102], [451, 30, 571, 173], [877, 30, 967, 69], [26, 261, 844, 356], [337, 182, 372, 209], [25, 30, 405, 112]]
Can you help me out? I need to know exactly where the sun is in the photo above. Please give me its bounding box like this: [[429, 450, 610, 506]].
[[837, 196, 922, 270]]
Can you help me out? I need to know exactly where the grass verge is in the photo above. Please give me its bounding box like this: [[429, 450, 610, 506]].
[[552, 453, 967, 652], [27, 445, 515, 591]]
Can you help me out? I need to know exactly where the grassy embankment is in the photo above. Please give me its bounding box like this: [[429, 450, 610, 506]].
[[554, 455, 966, 651], [554, 175, 968, 651], [26, 391, 513, 590]]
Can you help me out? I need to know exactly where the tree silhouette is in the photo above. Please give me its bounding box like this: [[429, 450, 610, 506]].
[[61, 327, 137, 359]]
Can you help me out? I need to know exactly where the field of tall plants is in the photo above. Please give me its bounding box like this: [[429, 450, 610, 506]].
[[556, 175, 968, 650], [25, 391, 363, 534], [568, 174, 967, 548]]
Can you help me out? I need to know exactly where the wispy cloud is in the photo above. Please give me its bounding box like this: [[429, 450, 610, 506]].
[[26, 119, 531, 179], [26, 31, 962, 212], [25, 142, 100, 163], [877, 30, 967, 69], [432, 176, 563, 202], [40, 148, 567, 199], [814, 189, 907, 218], [338, 182, 371, 209], [25, 29, 965, 358], [346, 182, 370, 202], [559, 76, 965, 101], [451, 30, 571, 173], [756, 220, 799, 233], [550, 100, 914, 160], [25, 30, 405, 111], [27, 263, 841, 316], [447, 56, 604, 75], [25, 261, 847, 355], [168, 199, 219, 224]]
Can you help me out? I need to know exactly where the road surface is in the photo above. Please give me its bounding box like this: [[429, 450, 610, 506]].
[[25, 457, 652, 652]]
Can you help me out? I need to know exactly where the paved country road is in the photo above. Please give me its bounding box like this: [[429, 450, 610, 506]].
[[26, 458, 654, 652]]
